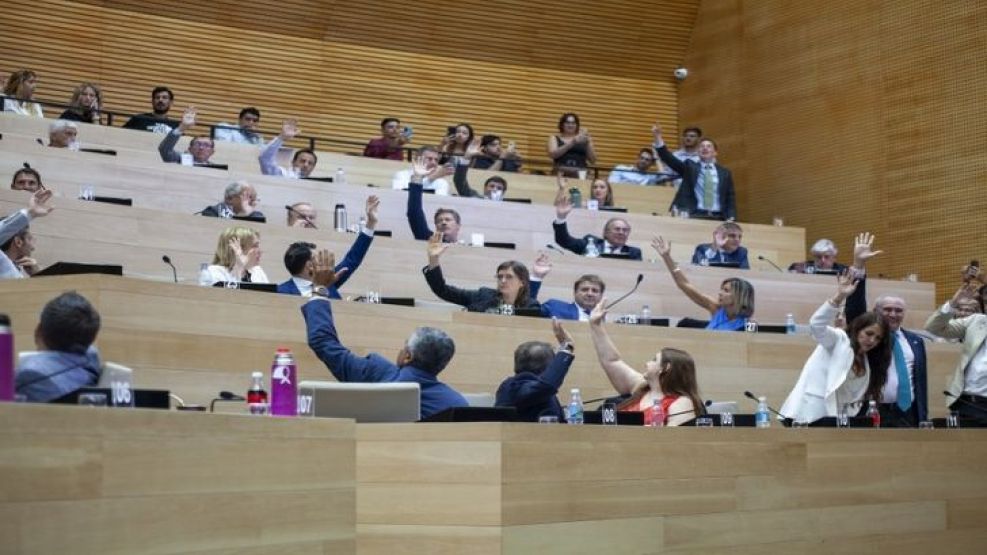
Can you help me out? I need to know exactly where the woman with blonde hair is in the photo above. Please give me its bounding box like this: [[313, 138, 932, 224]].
[[3, 69, 43, 117], [653, 235, 755, 331], [588, 299, 703, 426], [588, 178, 614, 207], [59, 82, 102, 124], [199, 226, 269, 285]]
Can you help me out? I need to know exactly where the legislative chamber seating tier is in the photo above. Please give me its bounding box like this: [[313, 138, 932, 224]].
[[0, 276, 960, 416], [0, 113, 675, 215], [0, 190, 936, 326]]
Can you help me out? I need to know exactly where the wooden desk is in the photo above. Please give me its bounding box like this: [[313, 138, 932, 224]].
[[0, 404, 356, 554], [357, 422, 987, 554]]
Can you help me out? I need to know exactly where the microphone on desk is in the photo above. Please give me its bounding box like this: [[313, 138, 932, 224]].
[[220, 391, 245, 401], [285, 205, 318, 229], [743, 390, 789, 420], [161, 255, 178, 283], [545, 243, 567, 256], [605, 274, 644, 310], [757, 255, 784, 273]]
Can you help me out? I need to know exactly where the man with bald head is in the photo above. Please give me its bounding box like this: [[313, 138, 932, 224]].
[[845, 233, 928, 426]]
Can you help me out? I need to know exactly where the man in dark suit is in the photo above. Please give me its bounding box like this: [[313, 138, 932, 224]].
[[551, 185, 642, 260], [495, 319, 575, 421], [529, 261, 606, 321], [277, 196, 379, 298], [845, 232, 928, 426], [651, 120, 736, 221]]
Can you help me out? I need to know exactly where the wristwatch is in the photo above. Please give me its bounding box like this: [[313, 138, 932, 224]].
[[558, 341, 574, 353], [312, 286, 330, 298]]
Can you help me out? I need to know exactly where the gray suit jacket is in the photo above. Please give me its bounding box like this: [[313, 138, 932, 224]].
[[925, 304, 987, 399]]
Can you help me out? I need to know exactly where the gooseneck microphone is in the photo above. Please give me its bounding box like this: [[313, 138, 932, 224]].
[[161, 255, 178, 283], [220, 391, 246, 401], [545, 243, 567, 256], [743, 390, 789, 420], [757, 255, 784, 273], [605, 274, 644, 310]]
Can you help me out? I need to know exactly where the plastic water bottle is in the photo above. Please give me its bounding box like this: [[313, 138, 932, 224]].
[[640, 305, 652, 325], [584, 240, 599, 258], [756, 396, 771, 428], [333, 204, 347, 232], [0, 314, 13, 401], [269, 348, 298, 416], [785, 313, 796, 335], [646, 398, 665, 427], [567, 388, 584, 425], [867, 399, 881, 428], [246, 371, 268, 415], [335, 167, 347, 186]]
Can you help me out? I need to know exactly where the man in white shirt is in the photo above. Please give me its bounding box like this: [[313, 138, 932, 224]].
[[607, 148, 674, 186], [214, 107, 264, 145], [259, 120, 318, 178], [926, 283, 987, 420], [392, 146, 451, 195]]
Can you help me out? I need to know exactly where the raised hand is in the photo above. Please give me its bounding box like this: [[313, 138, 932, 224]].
[[179, 106, 197, 131], [312, 249, 347, 288], [229, 237, 249, 269], [652, 120, 663, 142], [427, 231, 451, 261], [962, 262, 983, 284], [280, 119, 300, 140], [554, 185, 573, 220], [531, 251, 552, 279], [28, 189, 54, 218], [552, 317, 574, 346], [589, 298, 608, 326], [465, 140, 482, 159], [410, 157, 430, 180], [365, 195, 380, 229], [713, 229, 727, 250], [14, 256, 39, 276], [651, 235, 671, 258], [834, 270, 859, 301], [852, 232, 883, 268], [950, 281, 981, 307]]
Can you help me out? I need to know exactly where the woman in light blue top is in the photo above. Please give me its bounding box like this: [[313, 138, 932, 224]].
[[653, 236, 754, 331]]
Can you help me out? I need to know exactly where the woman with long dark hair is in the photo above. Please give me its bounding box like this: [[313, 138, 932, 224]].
[[781, 272, 892, 422], [588, 299, 703, 426]]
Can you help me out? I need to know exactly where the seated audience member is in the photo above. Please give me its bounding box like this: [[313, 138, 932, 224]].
[[548, 113, 596, 178], [470, 135, 522, 172], [392, 146, 451, 195], [588, 178, 614, 208], [303, 249, 469, 418], [200, 181, 263, 220], [158, 107, 217, 165], [692, 222, 749, 269], [652, 120, 737, 221], [588, 300, 703, 426], [406, 158, 463, 242], [278, 196, 379, 298], [531, 265, 605, 321], [59, 82, 102, 124], [844, 232, 928, 425], [47, 120, 79, 149], [926, 282, 987, 420], [215, 107, 264, 145], [781, 272, 891, 422], [199, 225, 267, 285], [363, 117, 409, 161], [2, 69, 43, 117], [259, 120, 317, 178], [789, 238, 848, 274], [123, 86, 179, 133], [654, 235, 755, 331], [10, 166, 44, 193], [451, 159, 508, 200], [439, 123, 475, 164], [0, 189, 54, 279], [423, 231, 541, 314], [286, 202, 318, 228], [495, 319, 576, 421], [608, 148, 672, 185], [15, 291, 102, 402], [552, 179, 641, 259]]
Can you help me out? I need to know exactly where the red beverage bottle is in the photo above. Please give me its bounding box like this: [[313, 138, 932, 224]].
[[866, 400, 881, 428], [247, 371, 268, 414]]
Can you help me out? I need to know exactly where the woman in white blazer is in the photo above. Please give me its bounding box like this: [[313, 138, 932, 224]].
[[781, 272, 891, 423]]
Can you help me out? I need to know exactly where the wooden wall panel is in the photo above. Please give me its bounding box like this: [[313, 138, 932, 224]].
[[680, 1, 987, 302], [1, 0, 699, 169]]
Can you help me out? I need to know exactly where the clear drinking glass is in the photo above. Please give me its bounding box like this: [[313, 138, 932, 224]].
[[78, 392, 108, 407]]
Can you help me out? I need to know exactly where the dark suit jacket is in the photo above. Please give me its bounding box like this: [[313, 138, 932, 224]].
[[846, 276, 929, 421], [552, 221, 642, 260], [277, 232, 373, 299], [423, 265, 541, 313], [540, 299, 584, 321], [656, 145, 736, 221], [495, 351, 575, 421], [406, 182, 434, 241]]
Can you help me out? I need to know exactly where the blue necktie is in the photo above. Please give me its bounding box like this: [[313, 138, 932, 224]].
[[892, 336, 912, 412]]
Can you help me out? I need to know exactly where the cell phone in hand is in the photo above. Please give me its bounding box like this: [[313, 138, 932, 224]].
[[402, 126, 414, 139]]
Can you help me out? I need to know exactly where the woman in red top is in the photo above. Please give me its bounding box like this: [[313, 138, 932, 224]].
[[588, 299, 703, 426]]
